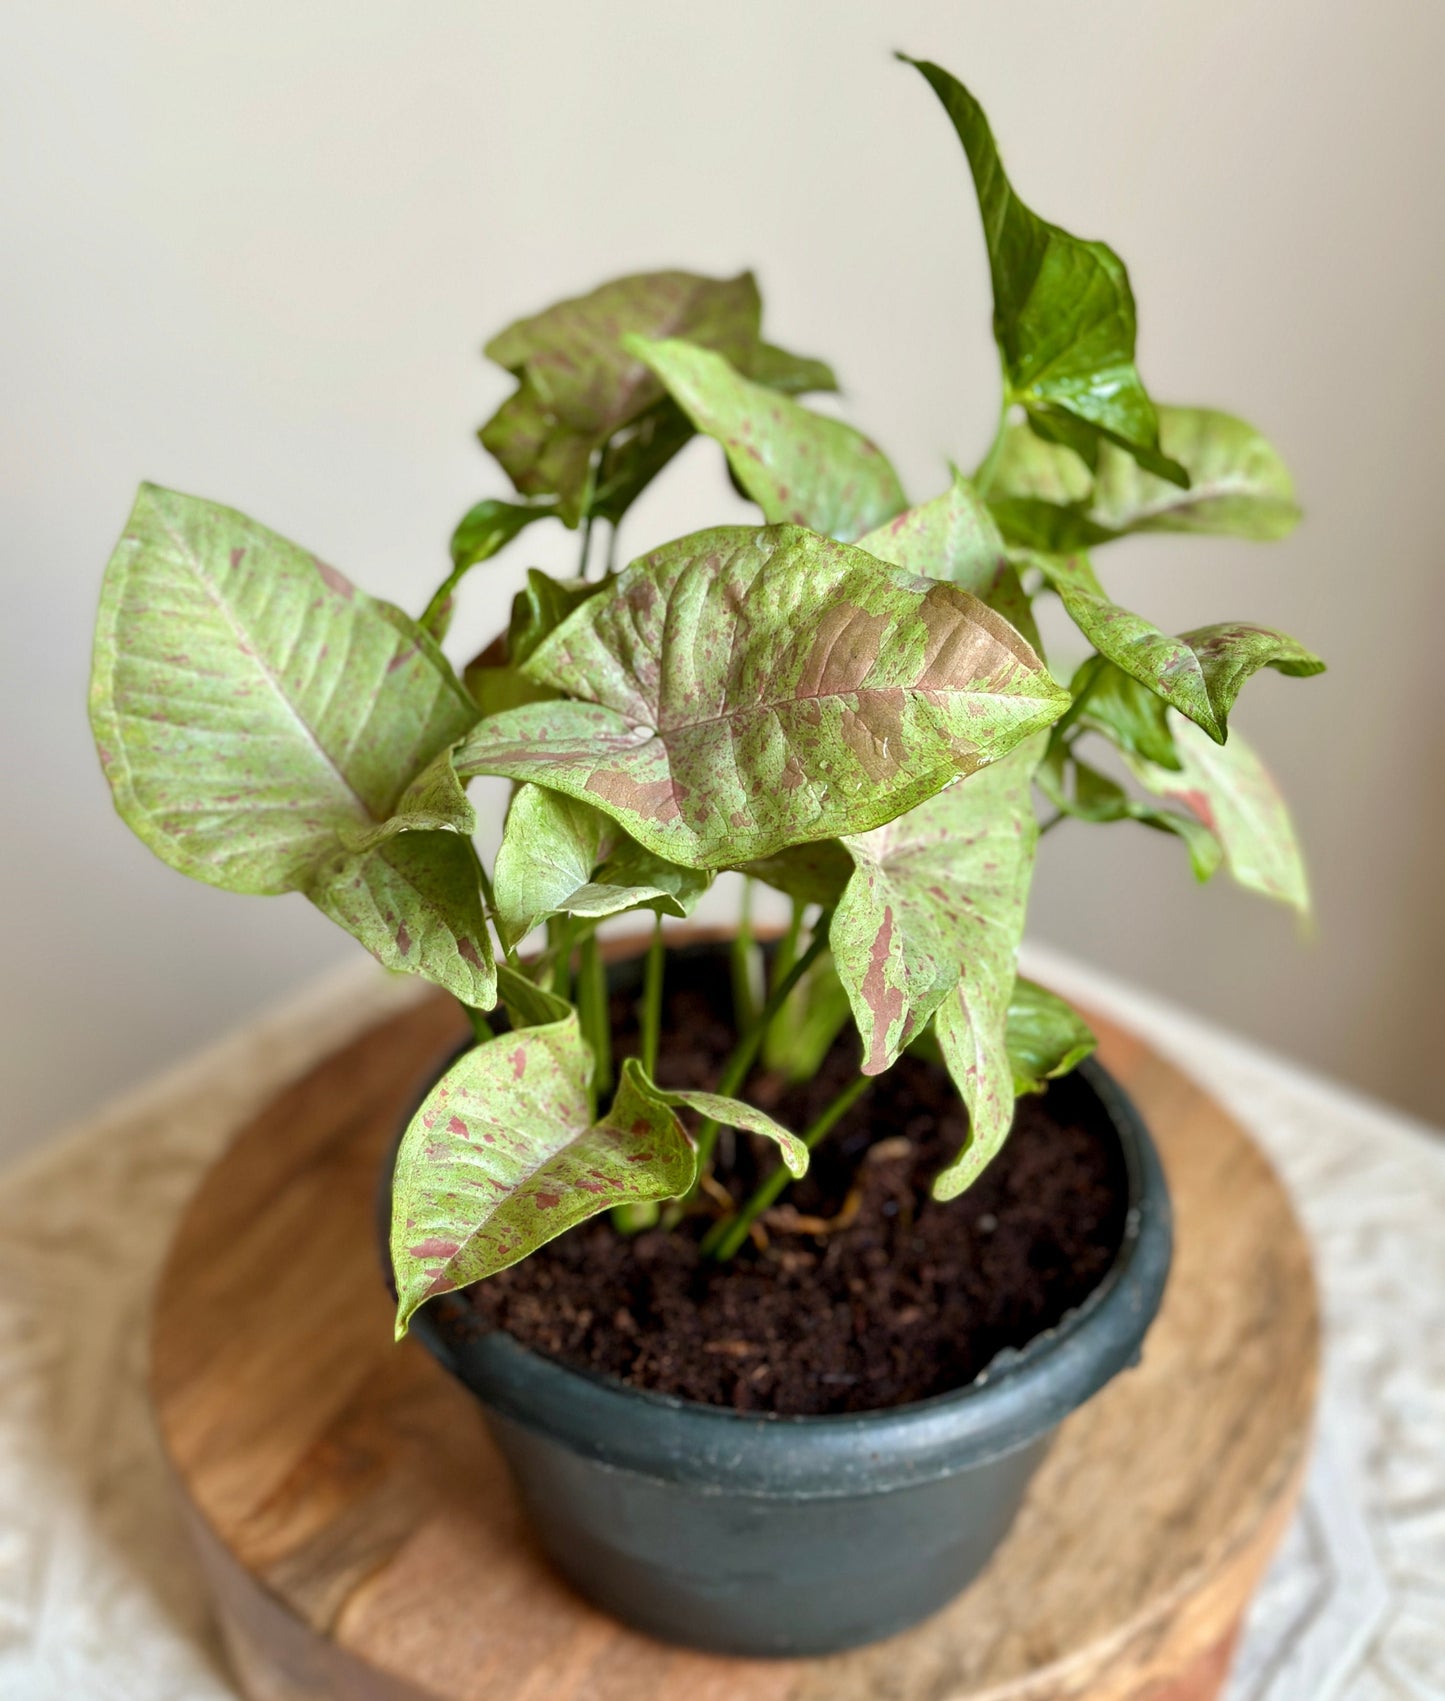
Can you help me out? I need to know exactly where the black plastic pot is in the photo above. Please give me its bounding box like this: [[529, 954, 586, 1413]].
[[380, 955, 1172, 1658]]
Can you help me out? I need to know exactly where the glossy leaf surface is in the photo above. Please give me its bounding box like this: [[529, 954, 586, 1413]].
[[1032, 551, 1324, 742], [1006, 979, 1096, 1095], [832, 741, 1041, 1196], [626, 336, 906, 541], [456, 525, 1069, 867], [391, 1034, 697, 1334], [480, 270, 761, 524], [903, 57, 1185, 486], [1127, 716, 1311, 914]]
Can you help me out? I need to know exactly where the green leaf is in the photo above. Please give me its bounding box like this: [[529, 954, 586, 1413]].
[[748, 342, 839, 396], [424, 498, 558, 640], [1125, 716, 1311, 914], [901, 56, 1185, 487], [495, 961, 573, 1029], [456, 524, 1070, 867], [625, 336, 907, 542], [480, 270, 762, 524], [1092, 407, 1299, 538], [1038, 742, 1223, 882], [463, 569, 604, 718], [492, 783, 705, 948], [762, 948, 854, 1082], [1070, 655, 1180, 769], [630, 1073, 807, 1177], [988, 409, 1299, 547], [1030, 551, 1324, 742], [737, 840, 853, 907], [858, 470, 1044, 653], [832, 739, 1040, 1098], [391, 1036, 698, 1335], [1006, 979, 1096, 1095]]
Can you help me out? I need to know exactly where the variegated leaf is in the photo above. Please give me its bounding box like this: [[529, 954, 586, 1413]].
[[1037, 742, 1223, 882], [832, 740, 1042, 1199], [1126, 716, 1311, 915], [492, 782, 706, 948], [1031, 551, 1323, 742], [858, 470, 1044, 652], [626, 336, 907, 541], [1070, 655, 1180, 769], [391, 1037, 697, 1335], [456, 525, 1069, 867], [480, 269, 762, 524]]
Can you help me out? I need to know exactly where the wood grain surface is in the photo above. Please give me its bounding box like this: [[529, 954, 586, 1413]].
[[150, 968, 1318, 1701]]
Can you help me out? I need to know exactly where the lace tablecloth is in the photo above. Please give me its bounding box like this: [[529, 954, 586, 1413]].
[[1, 949, 1441, 1700]]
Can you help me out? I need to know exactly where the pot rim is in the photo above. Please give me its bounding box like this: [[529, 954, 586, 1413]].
[[387, 1040, 1173, 1499]]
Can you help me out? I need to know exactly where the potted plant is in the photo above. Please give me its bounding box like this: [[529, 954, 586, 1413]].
[[90, 56, 1320, 1658]]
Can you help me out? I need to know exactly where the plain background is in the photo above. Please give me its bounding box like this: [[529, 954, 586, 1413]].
[[3, 0, 1442, 1163]]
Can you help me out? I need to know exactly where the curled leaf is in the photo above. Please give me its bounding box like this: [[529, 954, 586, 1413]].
[[631, 1073, 808, 1178], [1006, 979, 1096, 1095]]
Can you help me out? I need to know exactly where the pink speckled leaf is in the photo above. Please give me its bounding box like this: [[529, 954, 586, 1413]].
[[391, 1040, 698, 1336], [455, 525, 1068, 868], [634, 1080, 807, 1177], [308, 753, 495, 1005], [90, 486, 493, 1003], [1126, 715, 1311, 915], [831, 739, 1042, 1196], [625, 336, 906, 541], [858, 470, 1044, 653], [1030, 551, 1323, 742], [480, 270, 762, 525]]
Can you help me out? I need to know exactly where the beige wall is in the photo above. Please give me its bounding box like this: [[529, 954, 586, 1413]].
[[3, 0, 1442, 1161]]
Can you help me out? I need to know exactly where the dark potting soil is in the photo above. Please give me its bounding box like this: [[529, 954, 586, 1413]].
[[439, 950, 1129, 1416]]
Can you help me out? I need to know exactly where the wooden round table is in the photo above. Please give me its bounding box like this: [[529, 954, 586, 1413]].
[[150, 989, 1318, 1701]]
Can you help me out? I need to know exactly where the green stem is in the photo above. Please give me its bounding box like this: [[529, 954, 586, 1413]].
[[702, 1072, 875, 1260], [1037, 809, 1067, 836], [690, 916, 833, 1177], [729, 879, 759, 1034], [548, 915, 573, 1001], [577, 929, 611, 1103], [604, 519, 619, 575], [640, 913, 665, 1079], [464, 1003, 495, 1044], [577, 510, 595, 578]]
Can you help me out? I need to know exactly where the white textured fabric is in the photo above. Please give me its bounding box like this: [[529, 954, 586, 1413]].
[[0, 949, 1441, 1700]]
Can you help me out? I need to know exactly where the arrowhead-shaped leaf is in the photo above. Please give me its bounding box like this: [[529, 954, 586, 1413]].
[[480, 270, 762, 525], [1125, 716, 1311, 914], [988, 409, 1299, 548], [456, 525, 1069, 867], [492, 782, 707, 948], [902, 56, 1185, 487], [1037, 741, 1223, 881], [858, 470, 1044, 653], [1006, 979, 1096, 1095], [832, 740, 1041, 1187], [1031, 551, 1324, 742], [391, 1035, 699, 1335], [626, 336, 907, 542], [92, 485, 479, 893]]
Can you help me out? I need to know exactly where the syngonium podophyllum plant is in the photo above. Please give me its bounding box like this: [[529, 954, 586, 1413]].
[[90, 58, 1322, 1339]]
